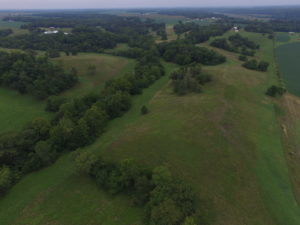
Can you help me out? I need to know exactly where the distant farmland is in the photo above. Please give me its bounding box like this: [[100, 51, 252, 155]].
[[276, 42, 300, 97]]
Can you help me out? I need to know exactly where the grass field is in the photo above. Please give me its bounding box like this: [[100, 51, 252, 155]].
[[95, 32, 300, 225], [276, 42, 300, 97], [276, 32, 291, 42], [0, 88, 51, 134], [53, 53, 135, 98], [1, 30, 300, 225], [0, 62, 177, 225]]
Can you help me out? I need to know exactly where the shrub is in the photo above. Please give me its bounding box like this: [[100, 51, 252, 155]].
[[141, 105, 149, 115], [238, 55, 248, 61], [266, 85, 286, 97]]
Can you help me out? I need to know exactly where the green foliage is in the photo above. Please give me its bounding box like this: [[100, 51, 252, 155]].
[[158, 40, 226, 65], [0, 29, 13, 37], [46, 49, 61, 58], [238, 55, 248, 61], [242, 59, 269, 72], [182, 217, 197, 225], [141, 105, 149, 115], [0, 51, 78, 99], [266, 85, 286, 97], [0, 167, 13, 195], [171, 64, 211, 95], [45, 96, 67, 112], [211, 34, 259, 56], [77, 154, 197, 225], [34, 141, 57, 165]]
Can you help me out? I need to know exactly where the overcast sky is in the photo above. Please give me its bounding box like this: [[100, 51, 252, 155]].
[[1, 0, 300, 9]]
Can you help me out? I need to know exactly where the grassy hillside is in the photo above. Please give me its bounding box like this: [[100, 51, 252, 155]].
[[1, 31, 300, 225], [0, 88, 51, 134], [0, 62, 177, 225], [53, 53, 135, 97]]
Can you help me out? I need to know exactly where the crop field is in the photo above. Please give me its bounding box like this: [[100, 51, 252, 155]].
[[53, 53, 135, 97], [0, 88, 51, 134], [276, 42, 300, 97]]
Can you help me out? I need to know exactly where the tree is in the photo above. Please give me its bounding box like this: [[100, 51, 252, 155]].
[[266, 85, 286, 97], [182, 217, 197, 225], [258, 61, 269, 72], [45, 96, 67, 112], [80, 105, 108, 137], [150, 199, 184, 225], [141, 105, 149, 115], [0, 167, 13, 195], [46, 49, 60, 58], [34, 141, 57, 165], [238, 55, 248, 61]]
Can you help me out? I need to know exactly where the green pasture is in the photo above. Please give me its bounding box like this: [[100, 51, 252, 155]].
[[53, 53, 135, 98], [0, 88, 50, 134], [0, 62, 177, 225], [1, 28, 300, 225]]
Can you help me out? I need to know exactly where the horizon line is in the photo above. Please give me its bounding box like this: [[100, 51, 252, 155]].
[[1, 4, 300, 11]]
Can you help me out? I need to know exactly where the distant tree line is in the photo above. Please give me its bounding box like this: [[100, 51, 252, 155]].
[[0, 29, 13, 37], [0, 51, 78, 99], [1, 14, 166, 52], [174, 21, 232, 44], [171, 63, 212, 95], [76, 153, 201, 225], [210, 34, 259, 56], [0, 51, 165, 196], [157, 40, 226, 65], [244, 20, 300, 34]]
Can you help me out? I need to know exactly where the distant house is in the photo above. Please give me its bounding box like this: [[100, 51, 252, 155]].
[[44, 30, 59, 34], [233, 26, 239, 32]]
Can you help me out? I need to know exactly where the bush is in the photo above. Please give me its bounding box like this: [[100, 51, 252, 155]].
[[46, 49, 60, 58], [45, 96, 67, 112], [141, 105, 149, 115], [243, 59, 269, 72], [76, 154, 198, 225], [0, 167, 13, 195], [238, 55, 248, 61], [266, 85, 286, 97], [171, 64, 211, 95]]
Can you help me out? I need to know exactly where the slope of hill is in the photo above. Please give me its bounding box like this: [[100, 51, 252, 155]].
[[1, 29, 300, 225]]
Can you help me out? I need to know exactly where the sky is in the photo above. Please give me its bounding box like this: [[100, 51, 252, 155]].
[[1, 0, 300, 9]]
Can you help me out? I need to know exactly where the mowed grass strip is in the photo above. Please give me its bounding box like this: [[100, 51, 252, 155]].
[[53, 53, 135, 97], [0, 62, 177, 225]]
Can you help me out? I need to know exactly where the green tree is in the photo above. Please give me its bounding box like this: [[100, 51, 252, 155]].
[[150, 199, 184, 225], [182, 217, 197, 225], [141, 105, 149, 115], [0, 167, 13, 195], [80, 105, 108, 137], [34, 141, 56, 165]]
